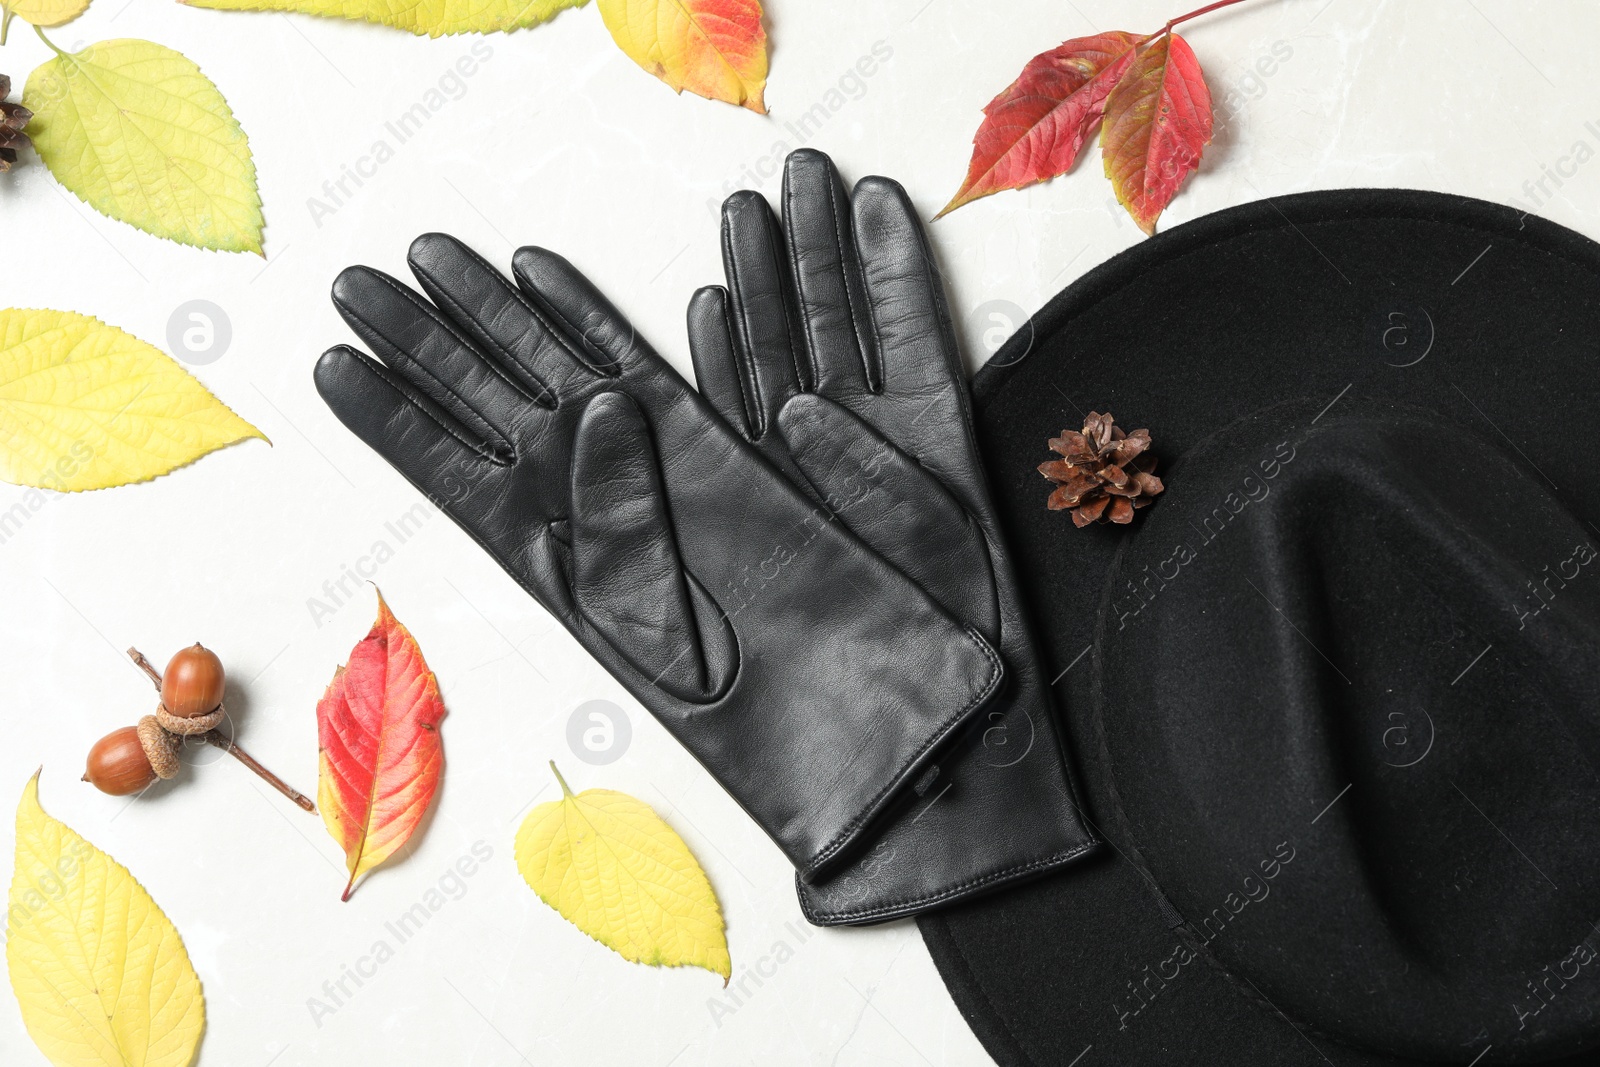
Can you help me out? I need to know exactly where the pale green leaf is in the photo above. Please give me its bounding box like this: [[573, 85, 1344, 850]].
[[24, 39, 263, 254], [8, 0, 92, 28], [180, 0, 587, 37]]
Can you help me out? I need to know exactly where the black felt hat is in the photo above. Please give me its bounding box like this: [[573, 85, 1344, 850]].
[[921, 189, 1600, 1066]]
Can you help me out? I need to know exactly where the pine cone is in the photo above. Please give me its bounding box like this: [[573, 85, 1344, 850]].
[[1, 75, 32, 173], [1039, 411, 1164, 527]]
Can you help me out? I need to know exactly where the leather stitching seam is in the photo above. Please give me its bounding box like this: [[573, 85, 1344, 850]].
[[802, 624, 1005, 879]]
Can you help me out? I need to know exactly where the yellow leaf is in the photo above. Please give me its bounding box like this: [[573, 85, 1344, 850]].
[[516, 762, 731, 981], [0, 308, 267, 491], [598, 0, 767, 112], [180, 0, 588, 37], [23, 39, 263, 254], [7, 0, 91, 28], [7, 771, 205, 1067]]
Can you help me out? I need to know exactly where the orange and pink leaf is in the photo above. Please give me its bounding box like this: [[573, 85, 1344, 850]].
[[317, 589, 446, 901], [598, 0, 768, 113], [1100, 32, 1213, 235]]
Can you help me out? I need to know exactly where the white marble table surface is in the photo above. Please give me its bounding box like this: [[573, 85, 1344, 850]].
[[2, 1, 1593, 1063]]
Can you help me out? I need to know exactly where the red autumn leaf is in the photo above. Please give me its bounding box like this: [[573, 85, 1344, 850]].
[[1101, 31, 1213, 235], [938, 31, 1146, 218], [317, 588, 446, 901]]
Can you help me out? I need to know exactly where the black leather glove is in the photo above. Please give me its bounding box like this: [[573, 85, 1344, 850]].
[[687, 149, 1098, 924], [312, 233, 1006, 882]]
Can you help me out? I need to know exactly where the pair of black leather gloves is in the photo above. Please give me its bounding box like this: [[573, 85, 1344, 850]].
[[314, 149, 1096, 925]]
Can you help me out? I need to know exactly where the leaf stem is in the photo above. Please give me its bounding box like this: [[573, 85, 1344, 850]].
[[127, 646, 316, 813], [1, 9, 13, 48], [550, 760, 575, 798], [1160, 0, 1254, 34], [32, 23, 64, 56]]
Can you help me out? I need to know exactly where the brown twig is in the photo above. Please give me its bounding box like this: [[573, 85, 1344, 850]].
[[129, 647, 164, 687], [203, 732, 315, 812], [127, 647, 316, 813]]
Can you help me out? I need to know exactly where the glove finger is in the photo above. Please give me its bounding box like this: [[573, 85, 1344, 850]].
[[569, 390, 706, 698], [777, 392, 998, 639], [687, 285, 757, 439], [407, 232, 600, 402], [851, 175, 966, 399], [718, 189, 807, 440], [331, 265, 533, 457], [511, 247, 655, 376], [781, 149, 879, 396], [314, 345, 505, 503]]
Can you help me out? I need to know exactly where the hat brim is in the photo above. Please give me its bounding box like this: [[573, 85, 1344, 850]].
[[921, 188, 1600, 1066]]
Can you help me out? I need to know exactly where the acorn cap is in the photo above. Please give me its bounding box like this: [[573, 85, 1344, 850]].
[[136, 716, 180, 780], [155, 701, 224, 736]]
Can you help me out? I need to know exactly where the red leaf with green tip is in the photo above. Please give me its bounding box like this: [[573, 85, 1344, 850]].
[[939, 32, 1146, 218], [317, 588, 446, 901], [1101, 32, 1213, 234]]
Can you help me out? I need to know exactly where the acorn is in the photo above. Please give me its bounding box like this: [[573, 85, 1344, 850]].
[[82, 719, 177, 795], [79, 645, 315, 813], [160, 643, 227, 719]]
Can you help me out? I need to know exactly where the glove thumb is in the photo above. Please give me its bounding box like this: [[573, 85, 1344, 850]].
[[570, 391, 708, 698], [777, 393, 998, 641]]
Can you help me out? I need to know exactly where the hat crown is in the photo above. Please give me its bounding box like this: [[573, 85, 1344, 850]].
[[930, 188, 1600, 1066], [1097, 398, 1600, 1059]]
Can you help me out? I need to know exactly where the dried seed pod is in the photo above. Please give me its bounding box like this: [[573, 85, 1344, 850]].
[[0, 74, 31, 173], [1039, 411, 1165, 527]]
